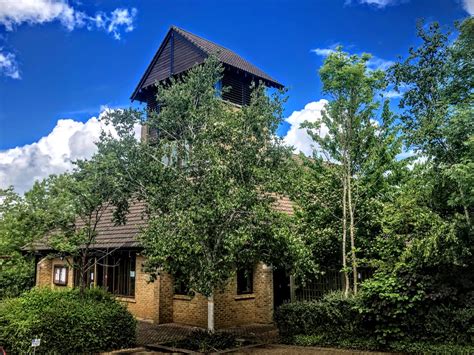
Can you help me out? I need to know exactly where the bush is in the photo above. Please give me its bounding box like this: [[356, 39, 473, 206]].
[[0, 287, 136, 354], [356, 270, 474, 345], [275, 291, 362, 338], [0, 255, 35, 299], [275, 287, 473, 351]]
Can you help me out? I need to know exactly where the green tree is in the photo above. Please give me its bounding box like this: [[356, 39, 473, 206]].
[[43, 156, 130, 295], [301, 49, 402, 295], [100, 57, 297, 330], [0, 181, 74, 298], [390, 18, 473, 229]]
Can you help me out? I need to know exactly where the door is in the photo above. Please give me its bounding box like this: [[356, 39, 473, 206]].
[[273, 268, 291, 310]]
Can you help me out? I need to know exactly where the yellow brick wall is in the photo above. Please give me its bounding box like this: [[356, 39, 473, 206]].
[[35, 256, 274, 328], [37, 257, 74, 289], [215, 262, 273, 328], [36, 255, 160, 323], [118, 255, 159, 322], [170, 263, 274, 328]]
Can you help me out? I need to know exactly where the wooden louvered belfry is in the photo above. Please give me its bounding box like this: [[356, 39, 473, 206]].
[[130, 26, 283, 109]]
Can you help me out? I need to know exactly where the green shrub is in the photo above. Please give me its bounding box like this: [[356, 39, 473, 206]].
[[275, 291, 362, 338], [171, 330, 238, 352], [0, 255, 35, 299], [291, 335, 474, 354], [0, 287, 136, 354]]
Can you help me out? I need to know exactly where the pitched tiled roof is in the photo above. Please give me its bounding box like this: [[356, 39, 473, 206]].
[[29, 202, 148, 251], [29, 197, 293, 252], [171, 26, 282, 88]]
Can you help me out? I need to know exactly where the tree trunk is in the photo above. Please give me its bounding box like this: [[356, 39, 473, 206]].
[[347, 172, 358, 295], [207, 293, 215, 332], [342, 175, 350, 298], [459, 186, 472, 229], [79, 253, 88, 297]]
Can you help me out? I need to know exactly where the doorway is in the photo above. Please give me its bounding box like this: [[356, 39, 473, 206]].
[[273, 269, 291, 310]]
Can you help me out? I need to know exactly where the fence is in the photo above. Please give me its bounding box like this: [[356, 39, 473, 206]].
[[294, 268, 373, 302]]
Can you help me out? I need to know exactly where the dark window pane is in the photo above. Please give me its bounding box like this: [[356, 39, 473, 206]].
[[237, 267, 253, 295]]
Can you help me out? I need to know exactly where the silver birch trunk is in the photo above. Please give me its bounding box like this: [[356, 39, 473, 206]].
[[207, 293, 215, 332], [342, 173, 350, 298], [347, 171, 358, 295]]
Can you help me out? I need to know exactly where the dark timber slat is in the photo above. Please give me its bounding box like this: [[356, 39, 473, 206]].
[[130, 26, 283, 103]]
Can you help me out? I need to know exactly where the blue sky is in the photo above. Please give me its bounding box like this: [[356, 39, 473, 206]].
[[0, 0, 471, 192]]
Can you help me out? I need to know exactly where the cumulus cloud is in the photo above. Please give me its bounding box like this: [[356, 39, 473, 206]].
[[0, 50, 20, 79], [283, 100, 329, 156], [0, 0, 137, 78], [0, 0, 137, 35], [463, 0, 474, 15], [0, 109, 141, 194]]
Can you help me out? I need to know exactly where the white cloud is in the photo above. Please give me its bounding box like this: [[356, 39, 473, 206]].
[[0, 108, 141, 194], [383, 90, 403, 99], [0, 49, 20, 79], [0, 0, 137, 78], [0, 0, 137, 35], [463, 0, 474, 15], [348, 0, 402, 8], [283, 100, 329, 156], [366, 56, 394, 71], [311, 45, 394, 72], [311, 47, 337, 57], [107, 8, 137, 40]]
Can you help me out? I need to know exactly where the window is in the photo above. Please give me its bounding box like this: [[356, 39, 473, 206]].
[[237, 267, 254, 295], [73, 265, 95, 289], [173, 271, 191, 295], [53, 265, 68, 286], [174, 279, 190, 295], [96, 251, 136, 297]]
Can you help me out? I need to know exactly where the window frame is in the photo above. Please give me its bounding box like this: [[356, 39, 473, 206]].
[[53, 265, 68, 286], [236, 267, 254, 295]]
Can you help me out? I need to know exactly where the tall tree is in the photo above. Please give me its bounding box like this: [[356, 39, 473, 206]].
[[390, 18, 473, 229], [100, 58, 296, 330], [302, 49, 401, 295]]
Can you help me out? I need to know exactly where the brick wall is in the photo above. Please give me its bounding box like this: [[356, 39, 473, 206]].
[[37, 257, 74, 289], [215, 262, 273, 328], [170, 262, 274, 328], [118, 254, 159, 322], [35, 256, 274, 328]]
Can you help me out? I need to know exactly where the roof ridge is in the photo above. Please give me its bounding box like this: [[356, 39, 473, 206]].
[[171, 26, 233, 55]]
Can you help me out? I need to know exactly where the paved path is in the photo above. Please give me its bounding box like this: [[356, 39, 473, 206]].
[[230, 344, 393, 354], [137, 321, 278, 347]]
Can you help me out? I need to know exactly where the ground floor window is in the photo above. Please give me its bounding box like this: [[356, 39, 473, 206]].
[[53, 265, 68, 286], [73, 251, 136, 297], [237, 267, 254, 295]]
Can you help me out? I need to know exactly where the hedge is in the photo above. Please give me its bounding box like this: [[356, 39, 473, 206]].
[[0, 287, 136, 354], [275, 290, 473, 351], [275, 291, 363, 339]]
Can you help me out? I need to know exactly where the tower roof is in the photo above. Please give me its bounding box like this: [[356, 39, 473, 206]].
[[131, 26, 283, 102]]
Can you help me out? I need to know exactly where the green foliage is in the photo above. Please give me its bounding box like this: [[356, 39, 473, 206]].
[[0, 287, 136, 354], [275, 291, 362, 338], [100, 57, 296, 299], [390, 18, 473, 229], [0, 184, 72, 299], [291, 334, 474, 354], [0, 255, 34, 299], [171, 330, 238, 352]]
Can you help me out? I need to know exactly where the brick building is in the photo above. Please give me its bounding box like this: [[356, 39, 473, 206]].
[[33, 26, 293, 328]]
